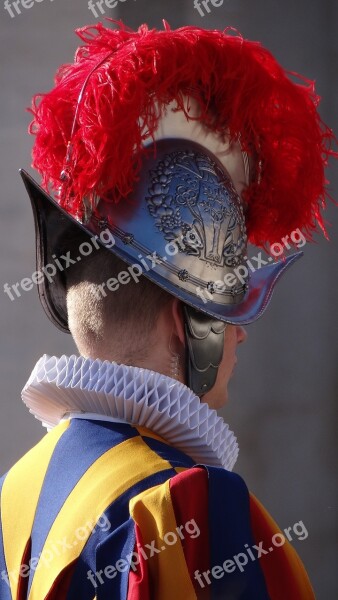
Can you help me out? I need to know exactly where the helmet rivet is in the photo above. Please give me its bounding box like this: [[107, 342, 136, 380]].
[[98, 218, 108, 230], [178, 269, 189, 281], [122, 233, 134, 245]]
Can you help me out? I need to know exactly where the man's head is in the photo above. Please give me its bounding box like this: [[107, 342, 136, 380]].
[[64, 231, 246, 408], [65, 234, 172, 367]]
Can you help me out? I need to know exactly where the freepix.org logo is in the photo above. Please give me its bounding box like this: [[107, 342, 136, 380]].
[[3, 228, 115, 302], [195, 227, 307, 304], [4, 0, 54, 18], [193, 0, 226, 18], [88, 0, 136, 18], [3, 225, 306, 303], [1, 514, 111, 587], [87, 518, 201, 589], [194, 519, 309, 589]]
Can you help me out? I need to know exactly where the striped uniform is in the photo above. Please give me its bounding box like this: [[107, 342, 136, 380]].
[[0, 419, 314, 599]]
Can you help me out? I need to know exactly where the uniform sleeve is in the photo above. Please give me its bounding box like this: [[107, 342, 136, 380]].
[[128, 466, 315, 600]]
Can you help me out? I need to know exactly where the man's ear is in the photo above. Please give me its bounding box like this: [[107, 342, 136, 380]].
[[171, 298, 186, 345]]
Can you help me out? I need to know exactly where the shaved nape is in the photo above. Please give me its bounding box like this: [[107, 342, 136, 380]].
[[65, 244, 171, 364]]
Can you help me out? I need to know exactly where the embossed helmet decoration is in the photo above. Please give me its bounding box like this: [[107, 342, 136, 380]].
[[21, 23, 335, 395]]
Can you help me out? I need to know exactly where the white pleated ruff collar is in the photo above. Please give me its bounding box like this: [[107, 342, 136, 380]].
[[22, 354, 239, 471]]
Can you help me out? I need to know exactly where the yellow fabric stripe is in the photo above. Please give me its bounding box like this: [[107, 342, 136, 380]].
[[135, 428, 192, 476], [135, 427, 191, 476], [134, 425, 169, 444], [1, 420, 70, 599], [130, 479, 196, 600], [29, 435, 173, 600]]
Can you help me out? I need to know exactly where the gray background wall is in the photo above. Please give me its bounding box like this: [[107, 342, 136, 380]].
[[0, 0, 337, 597]]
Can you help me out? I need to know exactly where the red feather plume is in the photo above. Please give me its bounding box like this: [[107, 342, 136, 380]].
[[29, 20, 337, 247]]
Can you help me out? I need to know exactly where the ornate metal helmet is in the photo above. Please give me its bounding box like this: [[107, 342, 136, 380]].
[[21, 24, 335, 395]]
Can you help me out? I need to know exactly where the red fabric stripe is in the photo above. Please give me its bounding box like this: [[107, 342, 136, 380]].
[[45, 559, 78, 600], [249, 494, 315, 600], [17, 539, 76, 600], [127, 523, 150, 600], [17, 538, 31, 600], [169, 467, 210, 600]]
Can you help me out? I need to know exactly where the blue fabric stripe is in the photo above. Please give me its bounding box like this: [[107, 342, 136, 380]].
[[66, 468, 177, 600], [96, 518, 136, 600], [140, 435, 195, 469], [0, 473, 12, 600], [28, 419, 138, 594], [205, 466, 271, 600]]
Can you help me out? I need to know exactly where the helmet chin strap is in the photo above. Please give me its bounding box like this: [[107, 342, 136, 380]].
[[183, 305, 227, 397]]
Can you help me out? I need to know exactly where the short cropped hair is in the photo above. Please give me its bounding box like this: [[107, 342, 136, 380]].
[[63, 228, 172, 362]]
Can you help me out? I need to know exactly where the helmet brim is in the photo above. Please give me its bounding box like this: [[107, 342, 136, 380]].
[[21, 168, 302, 332]]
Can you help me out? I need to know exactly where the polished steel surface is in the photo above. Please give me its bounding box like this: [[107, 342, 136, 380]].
[[92, 139, 249, 304], [20, 138, 303, 330]]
